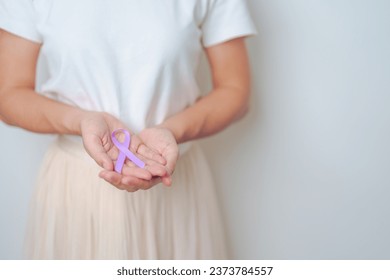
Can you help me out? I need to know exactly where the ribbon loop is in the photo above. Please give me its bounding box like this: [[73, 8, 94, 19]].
[[111, 129, 146, 173]]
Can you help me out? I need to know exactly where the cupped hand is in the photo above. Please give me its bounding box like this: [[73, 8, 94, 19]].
[[138, 127, 179, 186], [79, 112, 169, 191]]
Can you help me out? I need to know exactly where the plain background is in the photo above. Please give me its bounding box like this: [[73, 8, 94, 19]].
[[1, 0, 389, 259]]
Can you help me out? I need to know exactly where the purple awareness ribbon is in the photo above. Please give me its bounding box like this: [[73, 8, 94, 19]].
[[111, 128, 146, 173]]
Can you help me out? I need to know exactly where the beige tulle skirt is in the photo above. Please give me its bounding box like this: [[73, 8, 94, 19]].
[[24, 135, 228, 259]]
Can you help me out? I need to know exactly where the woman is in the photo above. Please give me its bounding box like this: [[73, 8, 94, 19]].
[[0, 0, 256, 259]]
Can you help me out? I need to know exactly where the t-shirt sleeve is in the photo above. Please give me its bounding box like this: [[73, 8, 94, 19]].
[[200, 0, 257, 48], [0, 0, 42, 43]]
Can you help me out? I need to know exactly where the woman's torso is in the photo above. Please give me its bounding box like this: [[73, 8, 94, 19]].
[[35, 0, 208, 132]]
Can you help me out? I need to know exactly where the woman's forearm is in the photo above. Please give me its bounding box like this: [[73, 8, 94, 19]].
[[0, 30, 87, 135], [158, 85, 249, 144], [0, 88, 86, 135], [158, 38, 252, 144]]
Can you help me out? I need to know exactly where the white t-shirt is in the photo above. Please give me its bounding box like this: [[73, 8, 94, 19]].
[[0, 0, 257, 133]]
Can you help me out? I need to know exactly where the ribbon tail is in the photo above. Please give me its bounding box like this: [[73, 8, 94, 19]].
[[115, 152, 127, 173]]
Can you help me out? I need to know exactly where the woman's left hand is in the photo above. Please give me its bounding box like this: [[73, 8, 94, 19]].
[[138, 127, 179, 187]]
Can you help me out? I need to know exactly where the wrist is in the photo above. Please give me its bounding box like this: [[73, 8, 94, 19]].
[[155, 122, 183, 144], [63, 108, 90, 135]]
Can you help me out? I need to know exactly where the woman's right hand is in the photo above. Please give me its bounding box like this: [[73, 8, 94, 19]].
[[79, 111, 169, 192]]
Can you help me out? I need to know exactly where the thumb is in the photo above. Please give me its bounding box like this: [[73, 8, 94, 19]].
[[83, 135, 114, 171], [165, 146, 179, 175]]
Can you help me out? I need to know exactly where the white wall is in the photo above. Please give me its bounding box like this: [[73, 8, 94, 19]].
[[1, 0, 390, 259]]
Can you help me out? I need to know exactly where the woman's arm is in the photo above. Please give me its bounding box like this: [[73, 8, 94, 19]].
[[86, 38, 253, 189], [157, 37, 251, 144], [100, 38, 252, 188], [104, 37, 252, 188], [0, 30, 84, 134], [0, 30, 169, 190]]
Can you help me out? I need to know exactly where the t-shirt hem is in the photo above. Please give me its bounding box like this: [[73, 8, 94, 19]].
[[202, 28, 258, 48], [0, 18, 42, 43]]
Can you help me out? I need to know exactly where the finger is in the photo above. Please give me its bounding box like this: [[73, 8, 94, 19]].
[[121, 164, 153, 180], [163, 146, 179, 176], [99, 171, 139, 192], [99, 170, 122, 186], [145, 177, 163, 190], [128, 135, 165, 166], [137, 144, 166, 165], [129, 134, 142, 153], [127, 136, 164, 166], [161, 175, 172, 187], [124, 157, 168, 177], [84, 136, 114, 171], [107, 145, 120, 161], [145, 163, 169, 177], [120, 176, 140, 192], [122, 176, 162, 190]]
